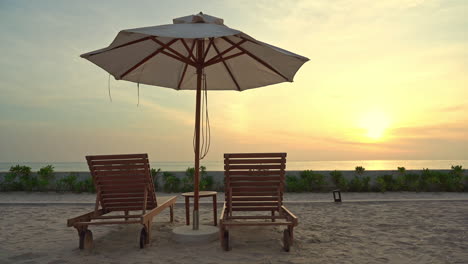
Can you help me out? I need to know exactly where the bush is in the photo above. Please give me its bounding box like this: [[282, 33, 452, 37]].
[[56, 173, 78, 192], [2, 165, 34, 191], [37, 165, 55, 191], [330, 170, 348, 191], [448, 165, 464, 191], [2, 170, 22, 191], [376, 174, 394, 192], [349, 166, 368, 192], [362, 176, 371, 192], [285, 175, 303, 192], [200, 174, 214, 191], [285, 171, 326, 192], [151, 168, 161, 191], [81, 176, 96, 193], [397, 167, 406, 175], [162, 172, 180, 193], [349, 176, 363, 192], [181, 166, 213, 192], [300, 170, 325, 191], [355, 166, 365, 175]]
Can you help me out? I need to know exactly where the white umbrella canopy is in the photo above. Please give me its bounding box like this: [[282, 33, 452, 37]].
[[81, 12, 309, 91], [81, 12, 309, 230]]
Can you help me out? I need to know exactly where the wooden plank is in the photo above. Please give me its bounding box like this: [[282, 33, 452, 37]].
[[222, 221, 292, 226], [230, 192, 279, 196], [94, 170, 148, 177], [101, 191, 145, 197], [99, 185, 146, 192], [226, 215, 285, 220], [231, 202, 279, 206], [101, 193, 144, 199], [231, 192, 279, 197], [226, 170, 283, 176], [228, 176, 282, 181], [219, 203, 227, 223], [142, 196, 177, 223], [225, 159, 284, 164], [231, 187, 279, 192], [92, 215, 142, 220], [74, 220, 141, 226], [67, 209, 105, 227], [103, 201, 155, 207], [224, 153, 286, 158], [232, 207, 278, 211], [281, 206, 299, 226], [225, 164, 284, 170], [229, 215, 286, 220], [87, 154, 148, 160], [91, 164, 148, 171], [90, 159, 147, 166], [232, 197, 280, 201], [230, 182, 280, 187], [102, 197, 146, 203], [97, 179, 148, 185], [106, 206, 154, 211]]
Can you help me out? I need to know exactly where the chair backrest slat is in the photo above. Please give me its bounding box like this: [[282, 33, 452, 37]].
[[86, 154, 157, 212], [224, 153, 286, 215]]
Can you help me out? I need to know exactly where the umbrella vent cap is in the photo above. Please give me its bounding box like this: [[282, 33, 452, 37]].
[[173, 12, 224, 25]]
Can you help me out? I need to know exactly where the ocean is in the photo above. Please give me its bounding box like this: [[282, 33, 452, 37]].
[[0, 160, 467, 172]]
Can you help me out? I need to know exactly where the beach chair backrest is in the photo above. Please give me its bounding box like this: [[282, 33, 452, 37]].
[[224, 153, 286, 215], [86, 154, 157, 212]]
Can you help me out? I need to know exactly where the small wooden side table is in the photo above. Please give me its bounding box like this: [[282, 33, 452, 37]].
[[181, 191, 217, 226]]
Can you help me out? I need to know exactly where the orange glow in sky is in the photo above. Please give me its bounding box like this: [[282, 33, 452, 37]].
[[0, 0, 467, 162]]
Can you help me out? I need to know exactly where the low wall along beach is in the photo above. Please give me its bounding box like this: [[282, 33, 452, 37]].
[[1, 169, 466, 193]]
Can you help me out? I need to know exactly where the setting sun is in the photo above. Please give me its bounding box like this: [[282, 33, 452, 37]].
[[359, 111, 391, 141]]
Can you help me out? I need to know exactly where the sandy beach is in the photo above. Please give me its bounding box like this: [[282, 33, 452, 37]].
[[0, 192, 467, 264]]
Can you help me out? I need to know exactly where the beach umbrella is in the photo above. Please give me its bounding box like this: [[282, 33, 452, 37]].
[[81, 12, 309, 230]]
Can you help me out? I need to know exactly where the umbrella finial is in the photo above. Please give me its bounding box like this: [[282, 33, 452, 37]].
[[173, 13, 224, 25]]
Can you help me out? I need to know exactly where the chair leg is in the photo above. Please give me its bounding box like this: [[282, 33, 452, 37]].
[[146, 221, 152, 245], [213, 194, 217, 226], [271, 210, 275, 222], [185, 196, 190, 225], [170, 205, 174, 223], [288, 225, 294, 245], [77, 226, 93, 250]]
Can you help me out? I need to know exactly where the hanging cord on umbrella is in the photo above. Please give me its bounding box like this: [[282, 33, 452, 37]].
[[137, 83, 140, 107], [107, 74, 113, 102], [200, 72, 211, 159], [193, 71, 211, 160]]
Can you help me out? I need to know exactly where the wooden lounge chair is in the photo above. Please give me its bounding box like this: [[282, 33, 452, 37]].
[[67, 154, 177, 249], [220, 153, 298, 251]]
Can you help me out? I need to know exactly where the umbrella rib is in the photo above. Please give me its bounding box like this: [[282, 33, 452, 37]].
[[181, 39, 197, 62], [222, 37, 289, 82], [203, 38, 214, 61], [205, 39, 246, 65], [83, 36, 152, 57], [151, 37, 196, 66], [177, 41, 196, 90], [120, 38, 179, 79], [160, 50, 196, 66], [211, 42, 241, 91], [205, 51, 245, 67], [177, 63, 189, 90]]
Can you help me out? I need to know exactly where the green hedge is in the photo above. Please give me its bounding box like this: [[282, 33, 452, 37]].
[[1, 165, 466, 193], [0, 165, 95, 193], [286, 166, 467, 192]]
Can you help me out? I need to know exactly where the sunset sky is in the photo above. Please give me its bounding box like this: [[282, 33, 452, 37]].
[[0, 0, 467, 163]]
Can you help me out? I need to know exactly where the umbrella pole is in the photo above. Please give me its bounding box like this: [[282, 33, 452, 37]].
[[193, 39, 203, 230]]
